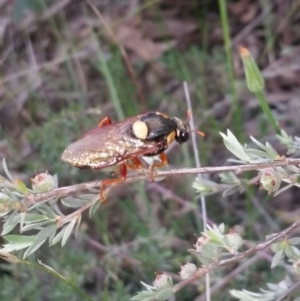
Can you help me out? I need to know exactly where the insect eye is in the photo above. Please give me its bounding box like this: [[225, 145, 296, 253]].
[[181, 131, 189, 142], [176, 131, 189, 144]]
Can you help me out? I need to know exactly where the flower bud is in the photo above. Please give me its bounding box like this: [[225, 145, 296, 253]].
[[224, 230, 243, 253], [259, 169, 281, 194], [240, 46, 265, 92], [194, 235, 209, 253], [31, 172, 55, 193], [153, 273, 173, 290], [179, 262, 197, 280]]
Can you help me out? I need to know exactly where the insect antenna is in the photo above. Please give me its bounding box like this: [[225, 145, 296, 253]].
[[186, 109, 205, 137]]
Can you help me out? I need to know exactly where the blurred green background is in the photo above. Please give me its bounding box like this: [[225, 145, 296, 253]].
[[0, 0, 300, 300]]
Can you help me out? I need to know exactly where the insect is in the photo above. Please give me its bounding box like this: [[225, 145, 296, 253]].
[[61, 112, 201, 202]]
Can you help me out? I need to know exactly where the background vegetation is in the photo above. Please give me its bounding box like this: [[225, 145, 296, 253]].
[[0, 0, 300, 300]]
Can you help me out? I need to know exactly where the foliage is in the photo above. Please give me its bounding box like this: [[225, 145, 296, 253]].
[[2, 123, 300, 300], [1, 0, 300, 300]]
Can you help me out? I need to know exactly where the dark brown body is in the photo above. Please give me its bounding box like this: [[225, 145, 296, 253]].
[[61, 112, 191, 202], [61, 112, 184, 170]]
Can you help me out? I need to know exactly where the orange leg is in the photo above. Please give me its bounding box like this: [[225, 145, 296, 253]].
[[100, 158, 145, 203], [111, 157, 143, 177], [98, 116, 112, 127], [126, 157, 143, 170], [150, 152, 168, 181], [100, 163, 127, 203]]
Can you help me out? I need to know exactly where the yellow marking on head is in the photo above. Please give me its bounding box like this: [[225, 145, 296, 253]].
[[166, 131, 176, 146], [132, 120, 148, 140], [155, 112, 169, 118]]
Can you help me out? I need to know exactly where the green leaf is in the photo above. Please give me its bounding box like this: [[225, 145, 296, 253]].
[[4, 235, 35, 243], [155, 288, 174, 301], [265, 142, 279, 155], [2, 159, 14, 182], [230, 289, 260, 301], [288, 237, 300, 245], [131, 291, 157, 301], [220, 130, 250, 162], [2, 211, 19, 235], [89, 199, 101, 217], [284, 245, 296, 259], [271, 250, 283, 268], [246, 149, 275, 160], [62, 219, 76, 247], [1, 242, 33, 253], [21, 220, 54, 232], [240, 46, 264, 93], [20, 212, 25, 231], [14, 179, 29, 195], [50, 227, 67, 246], [74, 214, 82, 238], [22, 214, 50, 223], [61, 197, 90, 208], [256, 92, 280, 134], [34, 224, 57, 245], [249, 136, 269, 151], [36, 204, 57, 219], [23, 239, 46, 258], [38, 259, 65, 279]]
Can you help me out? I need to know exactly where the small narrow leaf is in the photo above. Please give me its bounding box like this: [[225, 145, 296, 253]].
[[249, 136, 269, 151], [23, 239, 46, 258], [20, 212, 25, 232], [74, 214, 82, 238], [288, 237, 300, 245], [36, 203, 57, 219], [61, 219, 76, 247], [21, 220, 53, 232], [50, 227, 67, 246], [220, 130, 250, 161], [89, 199, 101, 217], [34, 224, 57, 244], [131, 291, 157, 301], [155, 288, 174, 301], [38, 260, 65, 279], [22, 214, 49, 223], [14, 179, 29, 195], [2, 159, 14, 182], [61, 197, 89, 208], [2, 211, 20, 235], [4, 235, 35, 244], [1, 242, 33, 253], [271, 250, 283, 268], [239, 46, 264, 92]]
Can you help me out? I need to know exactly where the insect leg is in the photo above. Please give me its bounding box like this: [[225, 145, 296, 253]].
[[100, 163, 127, 203], [98, 117, 112, 127], [126, 158, 143, 170], [150, 152, 168, 181]]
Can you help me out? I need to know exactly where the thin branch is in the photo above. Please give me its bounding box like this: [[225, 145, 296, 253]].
[[147, 183, 214, 224], [22, 157, 300, 206], [173, 217, 300, 293], [184, 81, 210, 301], [196, 254, 261, 301], [58, 195, 99, 226], [275, 278, 300, 301]]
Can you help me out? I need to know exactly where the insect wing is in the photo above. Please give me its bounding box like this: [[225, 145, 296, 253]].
[[61, 116, 164, 169]]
